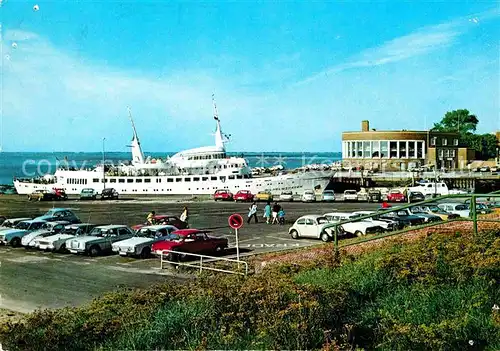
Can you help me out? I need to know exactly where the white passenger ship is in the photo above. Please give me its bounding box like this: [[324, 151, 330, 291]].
[[14, 105, 332, 196]]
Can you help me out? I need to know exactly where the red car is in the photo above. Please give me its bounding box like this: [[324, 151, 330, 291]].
[[213, 189, 233, 201], [151, 229, 228, 260], [132, 214, 188, 231], [387, 190, 406, 202], [53, 188, 68, 200], [233, 190, 254, 202]]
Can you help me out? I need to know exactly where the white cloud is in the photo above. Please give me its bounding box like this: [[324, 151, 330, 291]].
[[296, 7, 500, 86]]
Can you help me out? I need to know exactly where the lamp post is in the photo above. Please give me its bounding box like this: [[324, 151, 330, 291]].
[[102, 137, 106, 190]]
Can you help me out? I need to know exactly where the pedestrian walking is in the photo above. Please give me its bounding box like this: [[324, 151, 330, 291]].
[[272, 202, 281, 224], [247, 202, 258, 223], [278, 208, 285, 225], [263, 201, 271, 224], [180, 206, 189, 225], [147, 210, 156, 225]]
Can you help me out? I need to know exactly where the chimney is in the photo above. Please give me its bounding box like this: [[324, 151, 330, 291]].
[[361, 120, 369, 132]]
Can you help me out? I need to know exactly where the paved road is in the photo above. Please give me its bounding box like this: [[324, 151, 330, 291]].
[[0, 195, 381, 313]]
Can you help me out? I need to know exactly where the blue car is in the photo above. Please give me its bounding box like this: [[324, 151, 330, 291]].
[[0, 219, 47, 247], [35, 208, 81, 224]]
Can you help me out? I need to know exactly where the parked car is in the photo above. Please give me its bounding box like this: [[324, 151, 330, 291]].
[[80, 188, 97, 200], [0, 216, 5, 226], [408, 182, 450, 197], [351, 211, 400, 231], [323, 212, 385, 237], [151, 229, 228, 261], [387, 189, 406, 202], [0, 219, 47, 247], [343, 190, 358, 202], [397, 207, 442, 223], [288, 215, 333, 242], [301, 190, 316, 202], [254, 190, 273, 202], [233, 190, 254, 202], [53, 188, 68, 200], [0, 217, 31, 230], [34, 208, 81, 224], [367, 189, 382, 202], [101, 188, 119, 200], [377, 209, 426, 227], [279, 190, 294, 202], [356, 189, 369, 202], [36, 223, 99, 252], [66, 225, 135, 256], [321, 190, 335, 202], [413, 204, 460, 220], [213, 189, 233, 201], [21, 220, 69, 248], [475, 203, 493, 214], [408, 191, 425, 203], [112, 224, 178, 258], [132, 214, 188, 231], [438, 203, 471, 218], [28, 190, 59, 201]]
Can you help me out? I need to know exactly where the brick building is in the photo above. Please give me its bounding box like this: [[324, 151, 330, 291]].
[[342, 120, 473, 171]]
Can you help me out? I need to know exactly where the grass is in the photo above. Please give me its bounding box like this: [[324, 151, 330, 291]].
[[1, 230, 499, 350]]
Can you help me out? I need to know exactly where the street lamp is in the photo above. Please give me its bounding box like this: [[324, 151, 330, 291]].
[[102, 137, 106, 190]]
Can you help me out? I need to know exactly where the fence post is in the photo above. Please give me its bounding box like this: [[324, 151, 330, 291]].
[[200, 256, 203, 273], [471, 194, 478, 235], [334, 224, 338, 252]]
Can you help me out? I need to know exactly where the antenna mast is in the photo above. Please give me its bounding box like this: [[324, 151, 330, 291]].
[[212, 94, 219, 121], [127, 107, 140, 143]]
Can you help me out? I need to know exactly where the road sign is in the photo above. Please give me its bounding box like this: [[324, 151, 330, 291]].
[[228, 213, 243, 229]]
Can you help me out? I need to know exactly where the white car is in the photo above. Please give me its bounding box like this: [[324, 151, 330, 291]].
[[351, 211, 399, 231], [438, 203, 471, 218], [343, 190, 358, 201], [321, 190, 335, 202], [288, 215, 333, 242], [0, 217, 31, 231], [21, 221, 69, 248], [35, 223, 98, 251], [323, 212, 385, 236], [301, 190, 316, 202], [279, 191, 294, 202], [408, 182, 449, 197], [66, 225, 135, 256], [111, 224, 178, 258]]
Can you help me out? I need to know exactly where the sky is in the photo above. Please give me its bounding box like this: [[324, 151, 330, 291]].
[[0, 0, 499, 152]]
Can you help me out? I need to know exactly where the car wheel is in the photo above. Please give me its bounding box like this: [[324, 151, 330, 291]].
[[10, 237, 21, 247], [89, 245, 101, 257], [290, 230, 299, 239], [354, 230, 364, 237], [28, 196, 32, 201], [215, 245, 224, 255], [140, 247, 151, 259], [320, 232, 330, 242], [167, 250, 179, 262], [59, 243, 67, 253], [38, 197, 42, 202]]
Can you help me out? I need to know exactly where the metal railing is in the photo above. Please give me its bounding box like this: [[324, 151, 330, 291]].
[[323, 191, 500, 250], [160, 249, 249, 276]]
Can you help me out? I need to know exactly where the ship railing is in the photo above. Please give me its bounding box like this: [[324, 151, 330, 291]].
[[160, 249, 248, 276]]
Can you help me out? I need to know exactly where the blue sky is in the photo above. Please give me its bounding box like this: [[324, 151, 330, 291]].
[[0, 0, 498, 152]]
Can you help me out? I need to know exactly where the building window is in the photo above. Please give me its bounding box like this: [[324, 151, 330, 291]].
[[144, 178, 151, 183], [417, 142, 423, 158], [380, 141, 388, 158], [372, 141, 380, 158], [438, 149, 444, 158], [356, 142, 363, 158], [453, 139, 459, 146], [450, 150, 456, 157], [389, 141, 397, 158], [176, 178, 182, 182], [444, 149, 449, 157], [408, 141, 415, 158], [363, 141, 371, 158], [93, 178, 99, 183], [110, 179, 116, 183], [430, 137, 436, 146], [127, 179, 133, 183], [119, 179, 125, 183], [399, 141, 407, 158], [136, 179, 142, 183], [442, 138, 448, 146]]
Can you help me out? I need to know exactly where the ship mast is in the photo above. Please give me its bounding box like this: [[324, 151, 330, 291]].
[[127, 107, 145, 165], [212, 94, 228, 150]]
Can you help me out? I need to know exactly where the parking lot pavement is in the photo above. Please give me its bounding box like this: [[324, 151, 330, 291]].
[[0, 196, 384, 313]]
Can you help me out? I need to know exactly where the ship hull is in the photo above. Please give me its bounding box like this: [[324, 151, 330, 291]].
[[14, 171, 332, 197]]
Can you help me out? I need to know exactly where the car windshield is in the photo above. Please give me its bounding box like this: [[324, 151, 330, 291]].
[[456, 204, 469, 210], [323, 191, 334, 194], [137, 229, 156, 238], [40, 223, 53, 230], [63, 227, 81, 235], [345, 191, 356, 194], [89, 228, 106, 236], [410, 207, 425, 213], [15, 222, 31, 230], [44, 209, 58, 216], [165, 233, 182, 241], [282, 191, 292, 195], [317, 217, 328, 224]]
